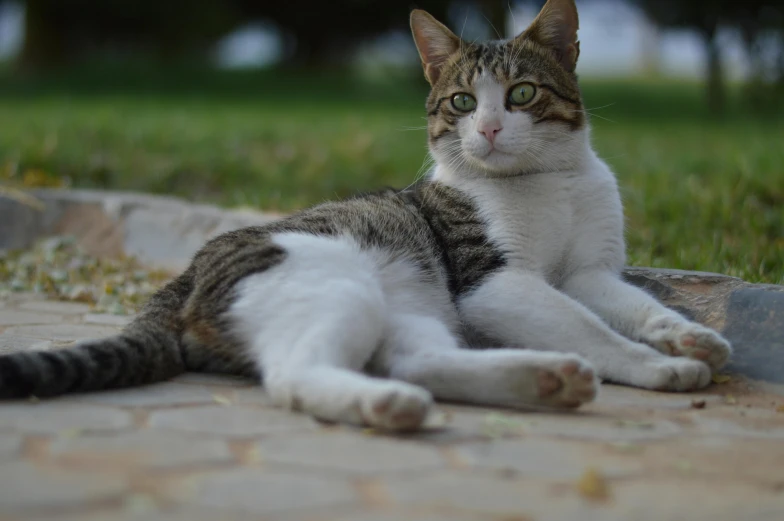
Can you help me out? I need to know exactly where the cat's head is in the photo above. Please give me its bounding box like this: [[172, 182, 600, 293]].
[[411, 0, 587, 178]]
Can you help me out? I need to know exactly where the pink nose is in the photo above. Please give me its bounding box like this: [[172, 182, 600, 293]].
[[478, 121, 503, 143]]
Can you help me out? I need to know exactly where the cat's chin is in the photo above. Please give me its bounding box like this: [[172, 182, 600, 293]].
[[467, 150, 527, 177]]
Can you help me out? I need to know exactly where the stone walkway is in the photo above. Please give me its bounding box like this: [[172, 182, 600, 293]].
[[1, 293, 784, 521]]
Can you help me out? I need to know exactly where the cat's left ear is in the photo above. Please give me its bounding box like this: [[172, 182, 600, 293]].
[[410, 9, 461, 85], [516, 0, 580, 72]]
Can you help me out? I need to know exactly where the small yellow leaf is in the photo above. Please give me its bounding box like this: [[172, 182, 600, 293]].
[[674, 459, 693, 472], [212, 394, 232, 406], [775, 404, 784, 413], [577, 467, 610, 501], [712, 374, 732, 384], [724, 394, 737, 405], [245, 446, 262, 464]]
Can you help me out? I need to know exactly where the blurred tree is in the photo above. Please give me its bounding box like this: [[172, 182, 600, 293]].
[[17, 0, 239, 71], [231, 0, 452, 66], [635, 0, 784, 114], [635, 0, 728, 113]]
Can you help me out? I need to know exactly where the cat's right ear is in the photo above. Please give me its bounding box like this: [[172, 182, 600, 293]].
[[410, 10, 460, 85]]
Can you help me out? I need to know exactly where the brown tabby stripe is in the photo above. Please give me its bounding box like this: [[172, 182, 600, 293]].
[[0, 178, 505, 399], [0, 273, 191, 398]]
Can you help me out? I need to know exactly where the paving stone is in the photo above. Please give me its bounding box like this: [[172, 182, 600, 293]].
[[0, 334, 52, 354], [436, 407, 682, 442], [589, 384, 721, 410], [73, 382, 216, 408], [455, 438, 643, 480], [28, 507, 257, 521], [692, 416, 784, 439], [0, 310, 64, 326], [5, 323, 120, 342], [515, 414, 682, 442], [257, 432, 445, 475], [172, 373, 254, 388], [19, 300, 93, 315], [83, 313, 135, 327], [166, 469, 357, 515], [0, 461, 126, 512], [149, 405, 318, 437], [232, 387, 274, 406], [603, 479, 784, 521], [385, 473, 595, 519], [49, 431, 233, 469], [0, 433, 23, 459], [334, 513, 496, 521], [0, 403, 133, 434]]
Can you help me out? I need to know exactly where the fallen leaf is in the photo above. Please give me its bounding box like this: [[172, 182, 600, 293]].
[[776, 404, 784, 413], [422, 409, 451, 430], [212, 394, 232, 406], [577, 467, 610, 501], [482, 413, 528, 438], [712, 374, 732, 384], [724, 394, 737, 405], [674, 459, 693, 473], [122, 493, 157, 514], [245, 446, 262, 464], [609, 441, 645, 454], [691, 399, 706, 409]]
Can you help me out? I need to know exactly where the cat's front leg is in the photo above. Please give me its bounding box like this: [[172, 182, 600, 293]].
[[460, 270, 712, 391], [561, 270, 732, 372]]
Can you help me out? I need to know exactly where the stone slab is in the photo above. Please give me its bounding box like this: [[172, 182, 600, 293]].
[[0, 334, 53, 354], [149, 405, 318, 437], [72, 382, 216, 408], [257, 432, 445, 474], [166, 469, 357, 515], [0, 461, 126, 512], [455, 438, 643, 479], [0, 433, 23, 460], [83, 313, 135, 327], [0, 311, 63, 327], [0, 403, 133, 434], [4, 324, 120, 342], [49, 431, 233, 469], [723, 287, 784, 383], [18, 301, 92, 315]]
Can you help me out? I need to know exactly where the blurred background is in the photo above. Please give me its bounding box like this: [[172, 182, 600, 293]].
[[0, 0, 782, 283]]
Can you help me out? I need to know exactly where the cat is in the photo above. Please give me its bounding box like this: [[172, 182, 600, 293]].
[[0, 0, 731, 431]]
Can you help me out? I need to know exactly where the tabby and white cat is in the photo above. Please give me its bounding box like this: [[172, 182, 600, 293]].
[[0, 0, 731, 430]]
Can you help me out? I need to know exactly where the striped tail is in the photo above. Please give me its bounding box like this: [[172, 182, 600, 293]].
[[0, 274, 192, 399]]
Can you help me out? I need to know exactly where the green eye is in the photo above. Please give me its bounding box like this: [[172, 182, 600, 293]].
[[451, 93, 477, 112], [508, 83, 536, 105]]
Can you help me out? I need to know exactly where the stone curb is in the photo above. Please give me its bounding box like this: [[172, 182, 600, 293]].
[[2, 190, 782, 383], [0, 189, 280, 271]]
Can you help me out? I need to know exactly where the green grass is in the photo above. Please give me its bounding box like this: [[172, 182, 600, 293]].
[[0, 68, 782, 284]]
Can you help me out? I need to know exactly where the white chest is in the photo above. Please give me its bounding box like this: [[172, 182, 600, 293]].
[[435, 161, 626, 285]]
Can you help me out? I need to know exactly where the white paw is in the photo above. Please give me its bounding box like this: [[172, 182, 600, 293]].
[[638, 357, 712, 392], [501, 353, 598, 409], [641, 316, 732, 371], [360, 382, 433, 431], [534, 355, 598, 408]]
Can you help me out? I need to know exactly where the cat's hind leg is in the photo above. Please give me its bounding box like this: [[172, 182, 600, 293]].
[[378, 314, 597, 410], [229, 233, 432, 431]]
